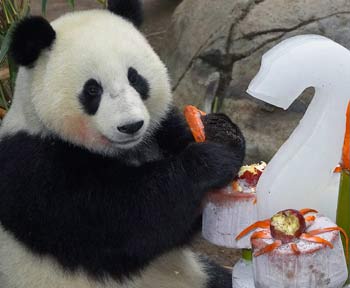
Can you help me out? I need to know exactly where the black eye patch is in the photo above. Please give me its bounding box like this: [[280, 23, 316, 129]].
[[79, 79, 103, 115], [128, 67, 150, 100]]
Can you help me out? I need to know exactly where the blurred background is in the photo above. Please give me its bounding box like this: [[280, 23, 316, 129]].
[[2, 0, 350, 268]]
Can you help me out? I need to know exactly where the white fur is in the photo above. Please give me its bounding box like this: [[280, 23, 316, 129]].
[[95, 85, 149, 147], [0, 227, 207, 288], [1, 10, 172, 155]]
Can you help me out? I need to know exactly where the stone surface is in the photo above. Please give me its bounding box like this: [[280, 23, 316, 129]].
[[31, 0, 181, 54], [161, 0, 350, 162]]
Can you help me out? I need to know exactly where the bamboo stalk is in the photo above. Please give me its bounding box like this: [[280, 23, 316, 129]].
[[336, 170, 350, 285], [336, 101, 350, 285], [242, 249, 253, 261]]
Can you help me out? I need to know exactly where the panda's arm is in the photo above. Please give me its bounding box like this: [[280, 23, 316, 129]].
[[119, 141, 243, 258], [154, 106, 195, 154]]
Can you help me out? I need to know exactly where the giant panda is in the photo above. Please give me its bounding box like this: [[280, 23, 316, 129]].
[[0, 1, 245, 287]]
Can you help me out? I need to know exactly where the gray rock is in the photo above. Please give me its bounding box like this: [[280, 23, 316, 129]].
[[161, 0, 350, 162]]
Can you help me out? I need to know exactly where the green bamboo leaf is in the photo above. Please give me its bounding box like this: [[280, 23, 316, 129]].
[[67, 0, 75, 9], [0, 22, 16, 65], [6, 0, 18, 18], [8, 55, 17, 91], [96, 0, 107, 7], [0, 81, 9, 110], [22, 0, 31, 17], [41, 0, 48, 15]]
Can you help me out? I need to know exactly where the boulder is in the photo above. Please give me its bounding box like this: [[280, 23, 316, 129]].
[[161, 0, 350, 162]]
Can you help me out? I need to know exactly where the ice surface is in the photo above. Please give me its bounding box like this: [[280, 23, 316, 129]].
[[232, 259, 255, 288], [202, 197, 257, 249]]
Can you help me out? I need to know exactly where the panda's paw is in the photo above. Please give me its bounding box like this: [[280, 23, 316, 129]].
[[183, 142, 243, 191], [202, 113, 245, 151]]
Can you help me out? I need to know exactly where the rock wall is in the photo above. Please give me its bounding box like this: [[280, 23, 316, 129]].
[[161, 0, 350, 162]]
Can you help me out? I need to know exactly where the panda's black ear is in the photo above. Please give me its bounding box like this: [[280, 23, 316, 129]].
[[10, 16, 56, 67], [107, 0, 143, 27]]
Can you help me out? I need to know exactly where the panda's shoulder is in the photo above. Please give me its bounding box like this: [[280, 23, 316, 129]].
[[0, 132, 92, 178], [0, 132, 54, 163]]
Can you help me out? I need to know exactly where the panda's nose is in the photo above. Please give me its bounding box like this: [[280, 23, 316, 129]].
[[117, 120, 144, 135]]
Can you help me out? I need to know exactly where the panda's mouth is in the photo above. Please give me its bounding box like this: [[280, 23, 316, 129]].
[[101, 134, 143, 146]]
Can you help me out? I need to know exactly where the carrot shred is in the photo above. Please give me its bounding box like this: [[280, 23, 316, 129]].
[[305, 215, 316, 222], [334, 166, 342, 173], [342, 101, 350, 170], [290, 243, 301, 255], [307, 226, 349, 263], [250, 230, 271, 240], [252, 198, 257, 205], [300, 233, 333, 249], [299, 208, 318, 215], [254, 240, 282, 257], [184, 105, 206, 143], [235, 220, 270, 240]]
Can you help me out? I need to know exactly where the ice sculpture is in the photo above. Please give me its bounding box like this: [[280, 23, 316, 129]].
[[247, 35, 350, 221]]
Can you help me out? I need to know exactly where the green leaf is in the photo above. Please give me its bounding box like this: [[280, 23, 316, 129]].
[[67, 0, 75, 9], [0, 23, 16, 65], [0, 81, 9, 110], [8, 56, 17, 91], [22, 0, 31, 17], [41, 0, 48, 15]]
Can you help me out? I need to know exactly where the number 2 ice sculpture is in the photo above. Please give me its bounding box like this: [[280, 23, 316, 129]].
[[247, 35, 350, 222]]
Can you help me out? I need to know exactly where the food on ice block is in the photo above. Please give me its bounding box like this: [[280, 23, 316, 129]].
[[202, 162, 266, 248], [236, 209, 349, 288]]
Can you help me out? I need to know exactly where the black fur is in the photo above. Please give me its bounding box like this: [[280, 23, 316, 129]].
[[200, 257, 232, 288], [79, 79, 103, 115], [108, 0, 143, 27], [202, 113, 246, 151], [155, 107, 195, 155], [128, 67, 150, 100], [0, 108, 245, 281], [10, 16, 56, 67]]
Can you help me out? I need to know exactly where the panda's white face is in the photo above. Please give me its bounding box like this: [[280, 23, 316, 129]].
[[4, 10, 172, 156]]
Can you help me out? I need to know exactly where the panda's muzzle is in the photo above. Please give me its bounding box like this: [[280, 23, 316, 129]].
[[117, 120, 144, 135]]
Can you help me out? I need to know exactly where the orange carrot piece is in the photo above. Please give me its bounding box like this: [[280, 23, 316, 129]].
[[334, 166, 342, 173], [252, 198, 257, 205], [254, 240, 282, 257], [305, 215, 316, 222], [235, 220, 270, 240], [299, 208, 318, 215], [290, 243, 301, 255], [307, 226, 349, 262], [232, 181, 241, 192], [184, 105, 206, 143], [342, 101, 350, 170], [250, 230, 271, 240], [300, 233, 333, 249]]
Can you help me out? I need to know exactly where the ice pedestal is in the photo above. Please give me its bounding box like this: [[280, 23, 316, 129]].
[[253, 236, 347, 288], [232, 259, 255, 288], [252, 216, 348, 288], [202, 192, 257, 249]]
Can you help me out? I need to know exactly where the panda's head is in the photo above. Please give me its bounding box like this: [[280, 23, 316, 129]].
[[4, 0, 172, 156]]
